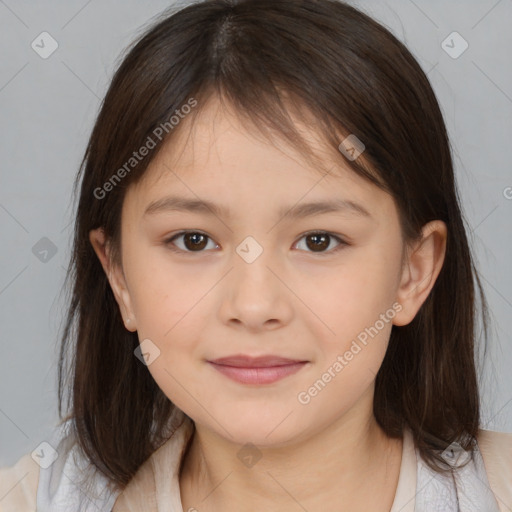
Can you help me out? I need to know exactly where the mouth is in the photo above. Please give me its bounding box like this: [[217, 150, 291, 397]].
[[207, 355, 309, 385]]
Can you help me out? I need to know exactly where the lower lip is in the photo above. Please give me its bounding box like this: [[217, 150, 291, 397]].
[[208, 362, 307, 385]]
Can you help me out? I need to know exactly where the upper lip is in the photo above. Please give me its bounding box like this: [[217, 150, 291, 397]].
[[208, 355, 307, 368]]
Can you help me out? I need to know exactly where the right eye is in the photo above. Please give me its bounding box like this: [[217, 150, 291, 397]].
[[164, 230, 220, 253]]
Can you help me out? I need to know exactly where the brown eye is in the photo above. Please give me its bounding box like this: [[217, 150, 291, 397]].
[[183, 232, 208, 251], [165, 231, 217, 252], [295, 231, 347, 254], [306, 233, 329, 251]]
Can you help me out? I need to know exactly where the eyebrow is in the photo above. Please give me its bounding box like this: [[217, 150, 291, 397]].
[[143, 195, 372, 220]]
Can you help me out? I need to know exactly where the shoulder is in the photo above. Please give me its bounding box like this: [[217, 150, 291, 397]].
[[0, 452, 40, 512], [112, 454, 157, 511], [2, 418, 121, 512], [477, 428, 512, 512]]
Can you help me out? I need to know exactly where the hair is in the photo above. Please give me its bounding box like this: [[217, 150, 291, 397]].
[[57, 0, 490, 491]]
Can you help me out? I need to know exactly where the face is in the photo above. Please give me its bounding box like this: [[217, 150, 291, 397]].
[[91, 98, 446, 448]]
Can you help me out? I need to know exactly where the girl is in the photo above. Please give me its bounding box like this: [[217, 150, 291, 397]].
[[1, 0, 511, 510]]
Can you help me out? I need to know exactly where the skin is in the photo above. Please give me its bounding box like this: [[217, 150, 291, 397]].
[[90, 97, 447, 511]]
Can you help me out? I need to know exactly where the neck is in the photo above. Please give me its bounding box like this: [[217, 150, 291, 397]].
[[179, 389, 403, 512]]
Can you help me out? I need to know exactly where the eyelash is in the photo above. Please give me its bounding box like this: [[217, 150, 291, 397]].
[[163, 230, 349, 256]]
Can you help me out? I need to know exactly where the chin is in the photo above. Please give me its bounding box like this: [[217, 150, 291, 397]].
[[206, 408, 313, 448]]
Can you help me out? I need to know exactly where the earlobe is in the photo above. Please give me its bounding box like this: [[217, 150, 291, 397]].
[[392, 220, 447, 327], [89, 228, 138, 332]]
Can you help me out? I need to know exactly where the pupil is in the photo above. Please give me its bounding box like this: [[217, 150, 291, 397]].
[[308, 234, 328, 251], [185, 233, 207, 250]]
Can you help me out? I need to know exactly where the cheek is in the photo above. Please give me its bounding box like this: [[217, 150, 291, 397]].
[[298, 250, 401, 398], [296, 262, 396, 415], [306, 251, 400, 340], [126, 255, 212, 407], [126, 247, 216, 337]]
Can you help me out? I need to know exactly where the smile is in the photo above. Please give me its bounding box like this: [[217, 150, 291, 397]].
[[207, 361, 308, 385]]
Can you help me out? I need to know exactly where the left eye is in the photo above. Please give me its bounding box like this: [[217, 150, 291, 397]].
[[294, 231, 347, 254], [164, 231, 347, 254]]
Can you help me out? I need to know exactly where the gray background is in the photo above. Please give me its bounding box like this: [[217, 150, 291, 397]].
[[1, 0, 511, 466]]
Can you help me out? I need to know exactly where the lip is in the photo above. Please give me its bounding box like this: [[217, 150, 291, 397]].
[[209, 354, 307, 367], [207, 355, 309, 385]]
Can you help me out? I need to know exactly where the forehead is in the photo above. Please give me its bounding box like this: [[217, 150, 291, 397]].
[[123, 98, 393, 221]]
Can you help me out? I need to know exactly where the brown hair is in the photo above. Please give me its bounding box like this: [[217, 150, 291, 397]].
[[58, 0, 489, 490]]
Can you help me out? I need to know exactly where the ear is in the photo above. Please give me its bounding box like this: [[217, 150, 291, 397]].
[[89, 227, 137, 332], [393, 220, 448, 327]]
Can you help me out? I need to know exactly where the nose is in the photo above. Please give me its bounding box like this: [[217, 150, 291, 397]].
[[217, 242, 294, 332]]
